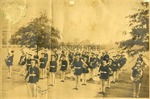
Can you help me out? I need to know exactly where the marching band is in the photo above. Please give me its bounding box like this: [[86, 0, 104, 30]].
[[5, 48, 147, 98]]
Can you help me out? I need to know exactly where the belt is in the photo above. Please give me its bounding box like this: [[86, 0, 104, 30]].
[[101, 71, 107, 73], [74, 67, 81, 69], [51, 66, 56, 68], [61, 65, 66, 67]]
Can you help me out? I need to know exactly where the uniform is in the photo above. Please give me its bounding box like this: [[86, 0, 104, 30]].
[[34, 55, 39, 64], [82, 61, 89, 73], [101, 54, 109, 63], [131, 66, 143, 83], [137, 57, 143, 62], [18, 55, 26, 66], [44, 53, 48, 63], [25, 65, 39, 97], [131, 64, 143, 98], [89, 57, 96, 69], [117, 59, 122, 69], [111, 60, 118, 71], [5, 55, 14, 66], [68, 52, 74, 64], [39, 58, 47, 68], [120, 57, 127, 68], [72, 59, 83, 75], [60, 60, 68, 71], [108, 64, 113, 76], [99, 65, 109, 80], [25, 66, 40, 83], [49, 61, 57, 72], [26, 58, 32, 71]]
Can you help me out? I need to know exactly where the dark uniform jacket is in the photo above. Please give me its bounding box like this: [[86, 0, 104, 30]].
[[68, 52, 74, 64], [99, 65, 109, 79], [89, 57, 96, 69], [39, 57, 47, 68], [49, 61, 57, 72], [111, 60, 118, 71], [131, 66, 143, 83], [5, 55, 14, 66], [18, 55, 26, 65], [34, 55, 39, 64], [25, 66, 39, 83], [60, 60, 68, 71], [44, 53, 48, 63], [72, 59, 83, 75], [120, 57, 127, 67]]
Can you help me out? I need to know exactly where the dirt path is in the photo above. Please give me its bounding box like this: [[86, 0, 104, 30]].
[[2, 66, 149, 99]]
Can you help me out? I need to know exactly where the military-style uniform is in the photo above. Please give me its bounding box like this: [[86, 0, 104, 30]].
[[25, 66, 40, 83], [108, 63, 113, 76], [26, 58, 32, 71], [99, 65, 109, 80], [49, 61, 57, 72], [120, 57, 127, 68], [39, 57, 47, 69], [111, 60, 118, 71], [60, 60, 68, 71], [72, 59, 83, 75], [101, 54, 109, 63], [89, 57, 96, 69], [5, 55, 14, 66], [131, 66, 143, 83], [44, 53, 48, 63], [82, 60, 89, 73], [34, 55, 39, 64], [68, 52, 74, 64], [18, 55, 26, 66]]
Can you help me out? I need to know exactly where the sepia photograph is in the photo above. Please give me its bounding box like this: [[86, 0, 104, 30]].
[[0, 0, 149, 99]]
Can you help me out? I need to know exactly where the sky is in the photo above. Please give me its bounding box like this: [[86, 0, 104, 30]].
[[1, 0, 145, 44]]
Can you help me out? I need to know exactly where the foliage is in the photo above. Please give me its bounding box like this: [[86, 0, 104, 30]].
[[119, 2, 149, 56], [9, 13, 61, 50]]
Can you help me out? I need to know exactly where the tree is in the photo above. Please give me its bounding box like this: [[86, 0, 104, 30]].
[[9, 13, 61, 50], [119, 2, 149, 56]]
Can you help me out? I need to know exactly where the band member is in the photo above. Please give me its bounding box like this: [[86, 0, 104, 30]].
[[44, 49, 48, 64], [39, 53, 47, 79], [101, 51, 109, 63], [68, 51, 74, 65], [104, 51, 110, 63], [136, 54, 147, 70], [89, 53, 96, 81], [119, 54, 127, 69], [49, 55, 57, 86], [85, 52, 89, 62], [107, 59, 113, 88], [54, 50, 59, 61], [111, 56, 118, 83], [95, 54, 100, 76], [5, 50, 14, 78], [72, 54, 83, 90], [98, 60, 109, 95], [82, 56, 89, 85], [131, 63, 143, 98], [26, 54, 32, 73], [18, 51, 27, 76], [25, 59, 40, 97], [116, 54, 121, 79], [33, 51, 39, 64], [60, 55, 68, 82], [137, 54, 143, 62]]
